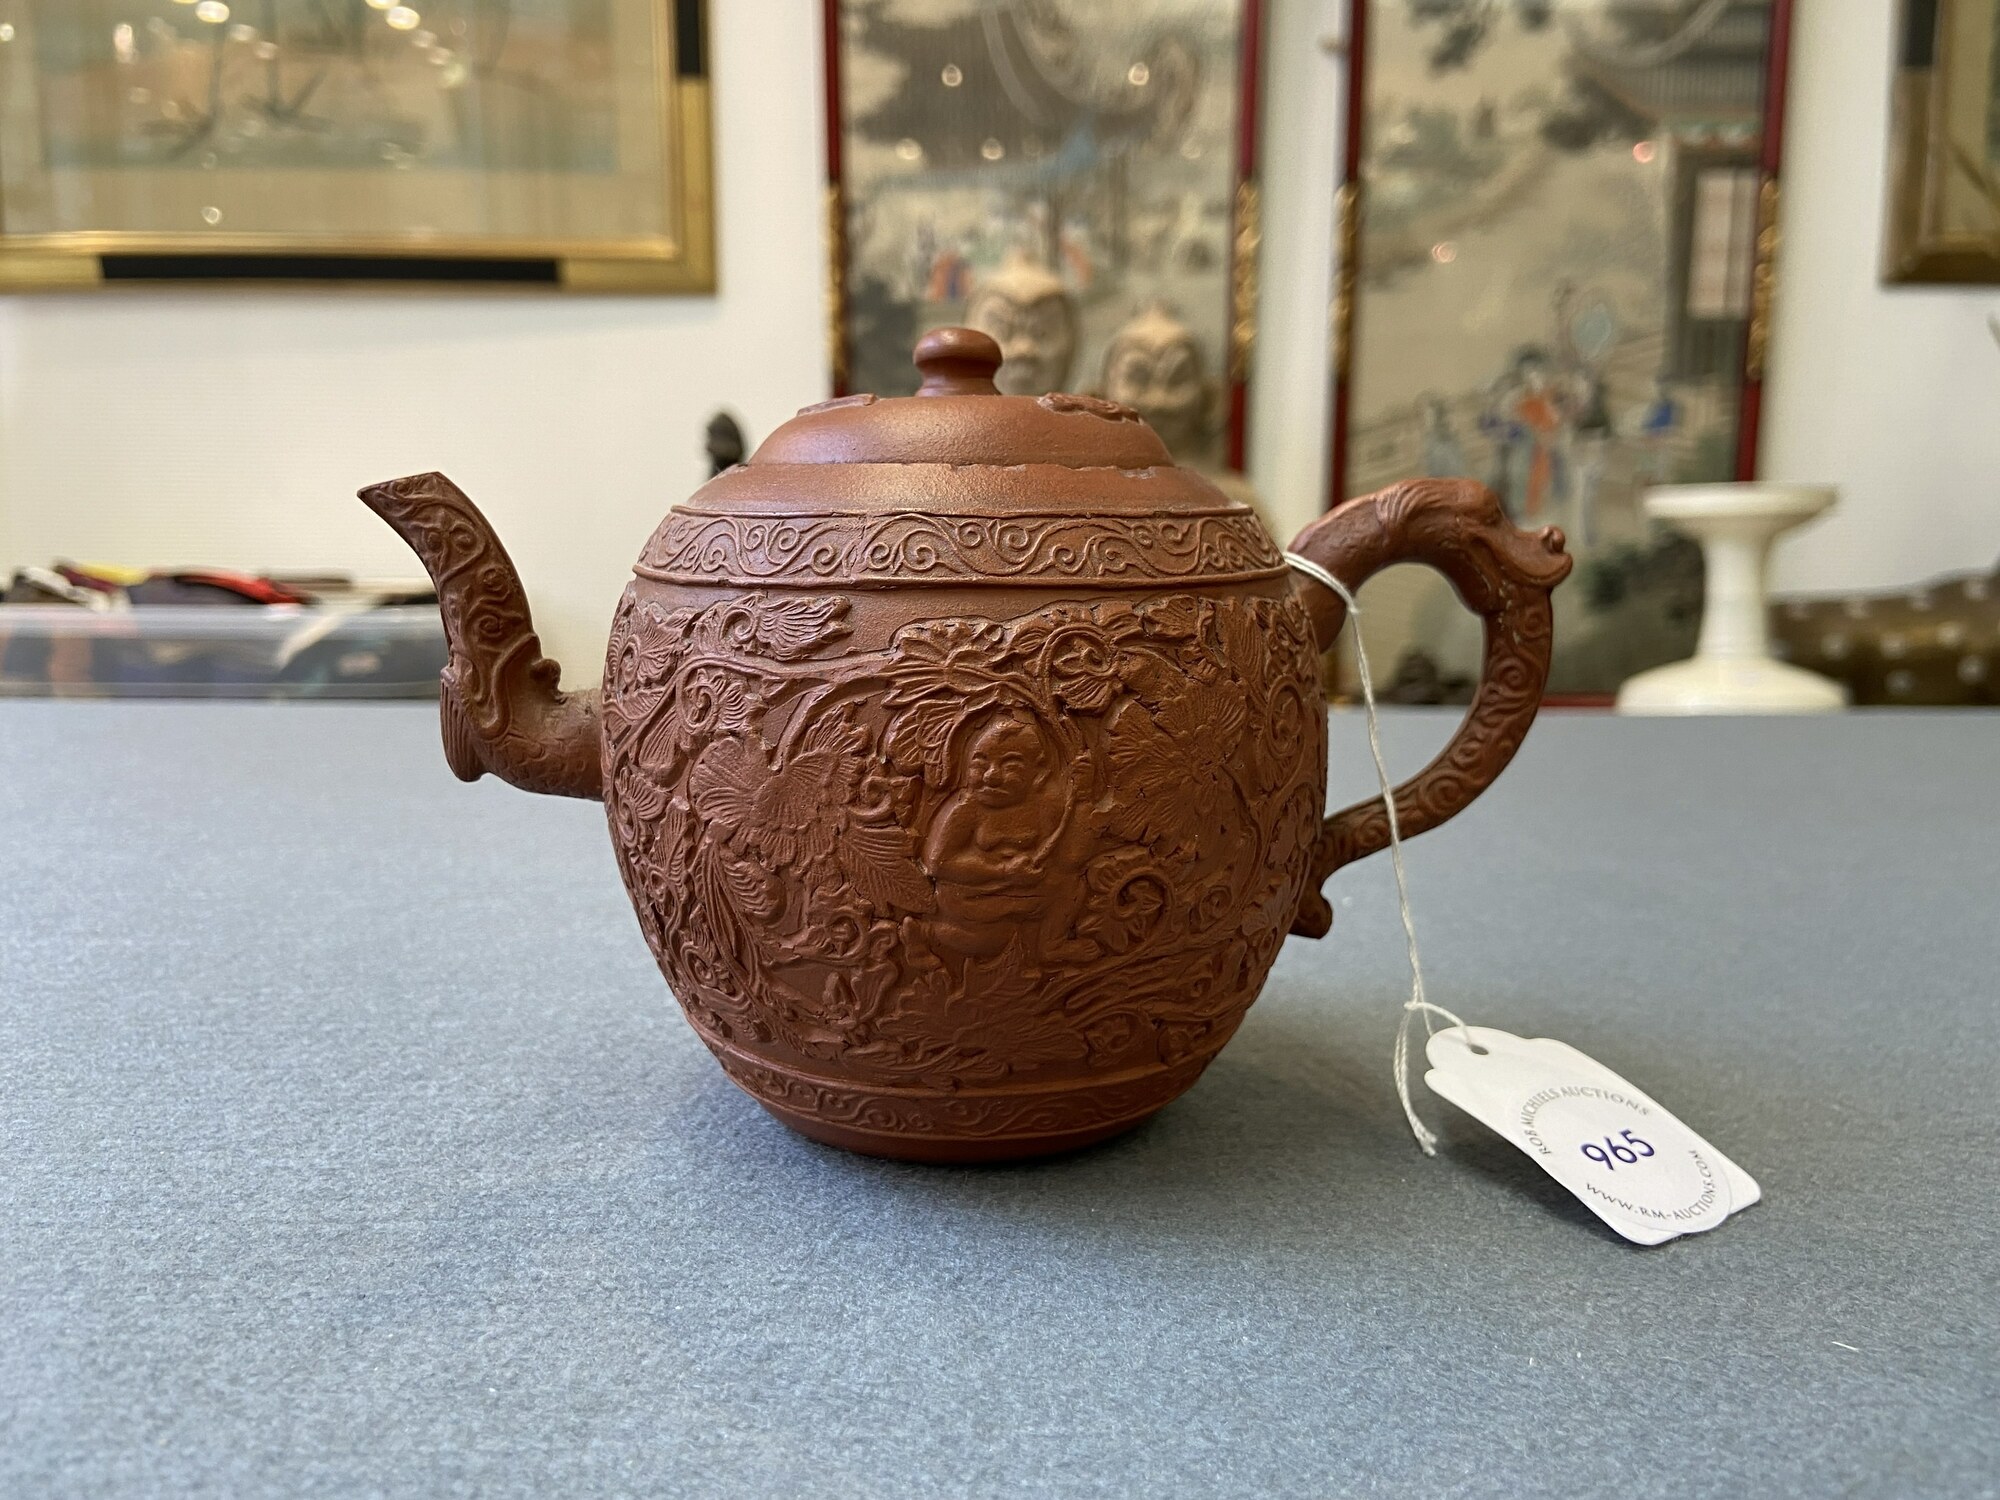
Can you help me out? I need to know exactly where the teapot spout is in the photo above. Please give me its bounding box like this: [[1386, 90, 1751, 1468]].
[[359, 472, 601, 801]]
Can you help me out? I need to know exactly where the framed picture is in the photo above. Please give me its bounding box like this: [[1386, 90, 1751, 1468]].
[[1885, 0, 2000, 282], [823, 0, 1265, 475], [1330, 0, 1794, 701], [0, 0, 714, 291]]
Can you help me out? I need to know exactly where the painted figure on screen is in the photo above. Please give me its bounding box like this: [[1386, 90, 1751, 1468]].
[[1346, 0, 1781, 695]]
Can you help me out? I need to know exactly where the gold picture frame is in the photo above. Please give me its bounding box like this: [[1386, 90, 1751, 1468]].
[[1886, 0, 2000, 283], [0, 0, 713, 292]]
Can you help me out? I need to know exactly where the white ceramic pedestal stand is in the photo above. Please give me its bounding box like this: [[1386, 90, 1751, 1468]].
[[1617, 484, 1848, 715]]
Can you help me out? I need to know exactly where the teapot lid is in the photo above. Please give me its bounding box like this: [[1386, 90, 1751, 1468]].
[[749, 328, 1176, 470], [638, 327, 1283, 593]]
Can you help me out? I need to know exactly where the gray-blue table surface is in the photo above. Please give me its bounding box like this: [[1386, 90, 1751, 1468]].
[[3, 702, 1995, 1499]]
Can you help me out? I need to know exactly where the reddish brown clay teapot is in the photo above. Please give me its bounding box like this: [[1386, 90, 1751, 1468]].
[[362, 328, 1570, 1163]]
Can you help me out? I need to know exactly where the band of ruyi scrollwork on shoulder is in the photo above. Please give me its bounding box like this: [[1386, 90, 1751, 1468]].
[[636, 508, 1286, 587]]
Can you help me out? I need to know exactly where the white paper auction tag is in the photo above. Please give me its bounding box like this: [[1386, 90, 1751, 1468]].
[[1518, 1035, 1761, 1216], [1424, 1026, 1758, 1246], [1279, 552, 1762, 1245]]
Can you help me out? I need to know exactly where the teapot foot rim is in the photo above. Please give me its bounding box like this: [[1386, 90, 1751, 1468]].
[[704, 1038, 1225, 1166], [752, 1098, 1166, 1165]]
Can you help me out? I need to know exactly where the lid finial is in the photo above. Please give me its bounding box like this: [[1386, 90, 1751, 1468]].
[[913, 327, 1003, 397]]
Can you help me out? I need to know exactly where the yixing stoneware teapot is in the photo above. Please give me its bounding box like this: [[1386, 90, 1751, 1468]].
[[363, 329, 1570, 1163]]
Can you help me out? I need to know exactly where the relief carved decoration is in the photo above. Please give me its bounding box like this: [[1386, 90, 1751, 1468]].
[[1284, 479, 1572, 937], [712, 1051, 1214, 1144], [636, 508, 1287, 589], [601, 584, 1325, 1136], [359, 472, 602, 800]]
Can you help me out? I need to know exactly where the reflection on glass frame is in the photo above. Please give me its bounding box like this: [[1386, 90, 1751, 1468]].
[[0, 0, 714, 291], [823, 0, 1264, 474], [1885, 0, 2000, 282], [1331, 0, 1794, 700]]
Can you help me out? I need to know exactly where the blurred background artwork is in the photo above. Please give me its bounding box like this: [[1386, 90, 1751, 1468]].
[[1883, 0, 2000, 282], [824, 0, 1262, 475], [0, 0, 713, 287], [1773, 556, 2000, 704], [1333, 0, 1791, 701]]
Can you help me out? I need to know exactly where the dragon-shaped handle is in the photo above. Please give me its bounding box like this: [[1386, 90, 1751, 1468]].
[[359, 472, 602, 801], [1285, 478, 1572, 938]]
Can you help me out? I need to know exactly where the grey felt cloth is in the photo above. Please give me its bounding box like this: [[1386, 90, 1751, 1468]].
[[2, 702, 1995, 1499]]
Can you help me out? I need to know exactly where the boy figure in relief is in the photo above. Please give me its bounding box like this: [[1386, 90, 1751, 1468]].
[[922, 709, 1093, 976]]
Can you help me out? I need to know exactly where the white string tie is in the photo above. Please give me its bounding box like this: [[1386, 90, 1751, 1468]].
[[1284, 551, 1476, 1155]]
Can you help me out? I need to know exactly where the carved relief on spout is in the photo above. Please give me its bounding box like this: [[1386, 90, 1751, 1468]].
[[359, 471, 602, 801]]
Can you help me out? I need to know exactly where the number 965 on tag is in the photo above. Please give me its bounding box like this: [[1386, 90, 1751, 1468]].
[[1580, 1129, 1654, 1171]]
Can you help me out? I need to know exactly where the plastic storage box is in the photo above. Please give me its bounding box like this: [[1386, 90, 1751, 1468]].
[[0, 603, 448, 699]]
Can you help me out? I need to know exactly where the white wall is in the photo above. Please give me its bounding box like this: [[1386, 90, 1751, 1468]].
[[3, 0, 1996, 684], [1761, 0, 2000, 592]]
